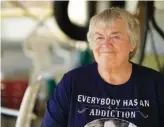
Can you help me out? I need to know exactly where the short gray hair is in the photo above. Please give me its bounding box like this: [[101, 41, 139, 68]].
[[87, 7, 140, 59]]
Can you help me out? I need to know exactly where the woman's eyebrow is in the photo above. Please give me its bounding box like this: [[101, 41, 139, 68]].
[[94, 31, 122, 37], [95, 32, 103, 36], [111, 31, 122, 35]]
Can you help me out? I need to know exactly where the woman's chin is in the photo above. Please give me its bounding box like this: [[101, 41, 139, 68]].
[[98, 59, 116, 69], [100, 54, 115, 59], [99, 55, 115, 61]]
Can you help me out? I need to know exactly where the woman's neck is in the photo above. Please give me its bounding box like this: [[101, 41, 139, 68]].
[[98, 62, 132, 85]]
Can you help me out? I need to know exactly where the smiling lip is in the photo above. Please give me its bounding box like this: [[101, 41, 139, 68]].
[[99, 51, 114, 53]]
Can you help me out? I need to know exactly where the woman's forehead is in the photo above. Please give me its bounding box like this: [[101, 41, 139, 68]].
[[93, 18, 127, 35], [93, 27, 126, 36]]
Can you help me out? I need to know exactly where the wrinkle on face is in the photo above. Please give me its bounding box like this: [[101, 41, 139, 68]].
[[92, 18, 132, 68]]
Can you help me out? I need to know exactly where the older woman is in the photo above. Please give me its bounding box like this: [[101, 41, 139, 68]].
[[84, 118, 137, 127], [42, 8, 164, 127]]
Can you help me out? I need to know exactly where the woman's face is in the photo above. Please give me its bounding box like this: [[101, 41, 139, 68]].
[[104, 120, 116, 127], [92, 19, 134, 68], [104, 120, 130, 127]]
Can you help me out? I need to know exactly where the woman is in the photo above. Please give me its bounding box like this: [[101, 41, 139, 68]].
[[84, 118, 137, 127], [42, 7, 164, 127]]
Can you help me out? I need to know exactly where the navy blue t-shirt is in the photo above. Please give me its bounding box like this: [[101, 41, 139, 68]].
[[41, 62, 164, 127]]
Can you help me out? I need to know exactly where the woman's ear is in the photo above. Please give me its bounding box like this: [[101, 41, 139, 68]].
[[130, 43, 137, 53]]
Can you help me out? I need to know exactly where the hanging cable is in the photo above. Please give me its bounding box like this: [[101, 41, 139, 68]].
[[137, 2, 149, 65], [148, 22, 161, 70], [151, 10, 164, 41]]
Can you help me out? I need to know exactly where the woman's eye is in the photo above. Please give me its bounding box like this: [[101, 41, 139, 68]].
[[112, 36, 120, 39], [96, 37, 104, 40]]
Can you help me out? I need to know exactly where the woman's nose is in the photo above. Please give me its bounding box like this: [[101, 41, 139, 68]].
[[103, 37, 113, 45]]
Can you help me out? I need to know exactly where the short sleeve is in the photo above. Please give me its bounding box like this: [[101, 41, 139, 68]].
[[41, 74, 71, 127], [156, 73, 164, 126]]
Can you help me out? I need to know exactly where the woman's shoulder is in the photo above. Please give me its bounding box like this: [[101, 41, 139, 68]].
[[132, 62, 164, 79], [65, 62, 97, 78]]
